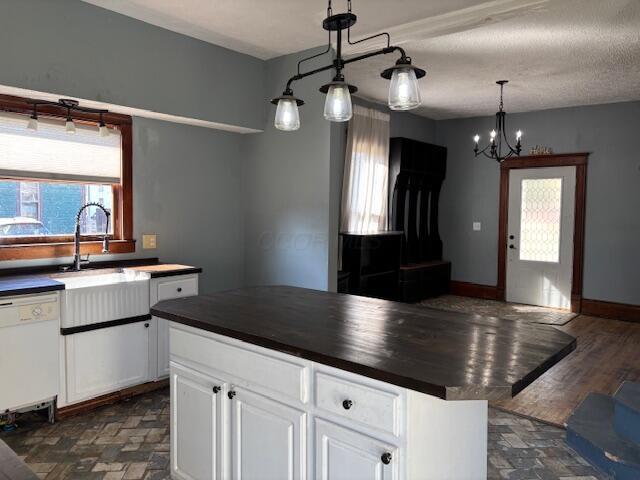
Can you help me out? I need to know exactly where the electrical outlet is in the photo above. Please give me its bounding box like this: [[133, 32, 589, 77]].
[[142, 234, 157, 249], [473, 222, 481, 231]]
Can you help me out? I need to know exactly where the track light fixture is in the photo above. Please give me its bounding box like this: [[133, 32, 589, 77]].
[[25, 98, 110, 136], [272, 0, 426, 131]]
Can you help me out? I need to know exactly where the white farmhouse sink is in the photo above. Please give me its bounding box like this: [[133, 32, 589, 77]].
[[56, 269, 150, 329]]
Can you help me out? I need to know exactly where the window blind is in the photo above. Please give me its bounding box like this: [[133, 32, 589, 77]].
[[0, 111, 122, 184]]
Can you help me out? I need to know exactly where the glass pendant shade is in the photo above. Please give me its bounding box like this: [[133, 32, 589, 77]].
[[65, 119, 76, 134], [99, 124, 110, 137], [274, 98, 300, 131], [324, 84, 352, 122], [27, 117, 38, 131], [388, 67, 421, 111]]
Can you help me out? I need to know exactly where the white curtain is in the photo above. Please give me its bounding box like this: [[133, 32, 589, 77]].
[[340, 105, 390, 233]]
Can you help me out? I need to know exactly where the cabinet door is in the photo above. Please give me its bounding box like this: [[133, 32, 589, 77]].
[[65, 320, 151, 404], [230, 387, 306, 480], [154, 275, 199, 379], [171, 364, 224, 480], [315, 419, 398, 480]]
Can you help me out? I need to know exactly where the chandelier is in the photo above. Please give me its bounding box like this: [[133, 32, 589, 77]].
[[473, 80, 523, 162], [272, 0, 426, 131]]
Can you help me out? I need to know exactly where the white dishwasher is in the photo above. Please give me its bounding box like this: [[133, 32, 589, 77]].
[[0, 293, 59, 414]]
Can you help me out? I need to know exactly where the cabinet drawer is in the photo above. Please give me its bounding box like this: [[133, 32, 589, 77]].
[[171, 325, 308, 404], [315, 372, 400, 436], [157, 276, 198, 302]]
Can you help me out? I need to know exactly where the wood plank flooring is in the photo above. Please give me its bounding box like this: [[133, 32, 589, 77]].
[[493, 314, 640, 426]]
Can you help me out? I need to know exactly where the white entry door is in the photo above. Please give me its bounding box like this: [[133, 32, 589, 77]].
[[506, 166, 576, 309]]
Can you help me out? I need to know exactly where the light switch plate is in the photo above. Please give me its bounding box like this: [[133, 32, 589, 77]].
[[142, 234, 157, 249], [473, 222, 481, 231]]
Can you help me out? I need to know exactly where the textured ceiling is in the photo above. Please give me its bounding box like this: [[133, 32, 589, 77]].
[[81, 0, 494, 59], [347, 0, 640, 119], [82, 0, 640, 119]]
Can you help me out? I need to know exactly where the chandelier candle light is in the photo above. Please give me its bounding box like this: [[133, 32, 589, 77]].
[[272, 0, 426, 131], [473, 80, 523, 162]]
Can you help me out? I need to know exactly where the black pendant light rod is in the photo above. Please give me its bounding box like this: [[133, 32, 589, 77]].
[[281, 0, 417, 93], [272, 0, 426, 130]]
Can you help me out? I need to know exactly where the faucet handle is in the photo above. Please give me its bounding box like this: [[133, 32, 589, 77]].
[[81, 254, 91, 265]]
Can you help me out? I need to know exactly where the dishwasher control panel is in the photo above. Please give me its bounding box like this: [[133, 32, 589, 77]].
[[0, 293, 60, 327]]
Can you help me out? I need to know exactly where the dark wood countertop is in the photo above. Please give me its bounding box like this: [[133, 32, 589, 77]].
[[151, 286, 576, 401]]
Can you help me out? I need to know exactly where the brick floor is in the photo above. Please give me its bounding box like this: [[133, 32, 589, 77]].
[[0, 388, 606, 479]]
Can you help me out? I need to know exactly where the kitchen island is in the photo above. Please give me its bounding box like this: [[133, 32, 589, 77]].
[[152, 286, 576, 480]]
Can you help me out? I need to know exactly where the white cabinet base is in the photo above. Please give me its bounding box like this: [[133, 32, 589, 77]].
[[64, 320, 151, 405], [169, 323, 488, 480]]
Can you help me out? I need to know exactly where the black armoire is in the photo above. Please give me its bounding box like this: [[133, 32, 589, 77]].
[[388, 137, 451, 302]]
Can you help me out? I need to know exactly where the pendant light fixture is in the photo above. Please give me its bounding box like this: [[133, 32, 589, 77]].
[[25, 98, 110, 136], [65, 107, 76, 134], [272, 0, 426, 131], [27, 104, 39, 131], [98, 113, 110, 137], [473, 81, 523, 162]]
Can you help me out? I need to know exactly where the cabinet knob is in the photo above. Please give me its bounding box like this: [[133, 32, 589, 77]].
[[228, 390, 236, 400], [144, 323, 150, 328], [177, 287, 183, 292], [342, 399, 353, 410], [381, 452, 392, 465], [212, 386, 221, 394]]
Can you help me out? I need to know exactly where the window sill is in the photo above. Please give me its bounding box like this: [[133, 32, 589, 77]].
[[0, 239, 136, 261]]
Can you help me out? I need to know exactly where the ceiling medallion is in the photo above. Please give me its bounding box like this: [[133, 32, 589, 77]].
[[272, 0, 427, 131], [473, 80, 523, 162]]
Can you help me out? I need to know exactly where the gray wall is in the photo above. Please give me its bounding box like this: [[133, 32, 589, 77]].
[[242, 48, 334, 290], [0, 0, 265, 130], [132, 118, 245, 294], [436, 101, 640, 305]]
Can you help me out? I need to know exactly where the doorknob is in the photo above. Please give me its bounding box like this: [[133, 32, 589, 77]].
[[509, 235, 515, 240], [509, 244, 516, 249], [381, 452, 392, 465]]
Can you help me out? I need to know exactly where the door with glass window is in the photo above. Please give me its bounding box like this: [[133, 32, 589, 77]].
[[506, 166, 576, 309]]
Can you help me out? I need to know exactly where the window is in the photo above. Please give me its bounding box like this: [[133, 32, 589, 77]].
[[340, 105, 390, 233], [519, 177, 563, 263], [0, 95, 133, 260]]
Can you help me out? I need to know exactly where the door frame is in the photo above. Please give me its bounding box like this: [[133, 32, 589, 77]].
[[497, 153, 589, 312]]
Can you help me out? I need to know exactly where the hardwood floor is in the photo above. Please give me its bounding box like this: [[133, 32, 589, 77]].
[[493, 314, 640, 426]]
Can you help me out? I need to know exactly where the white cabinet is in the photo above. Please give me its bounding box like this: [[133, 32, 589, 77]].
[[169, 323, 488, 480], [171, 364, 224, 480], [65, 320, 152, 404], [314, 418, 398, 480], [152, 274, 199, 379], [230, 387, 306, 480]]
